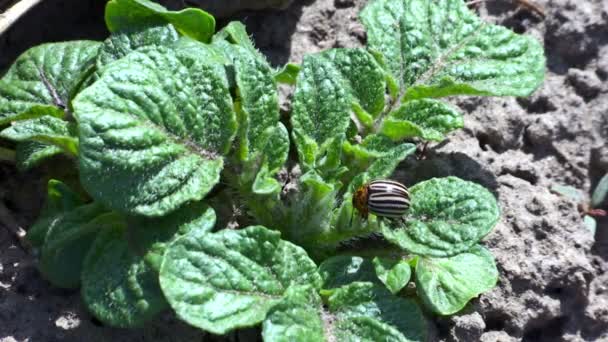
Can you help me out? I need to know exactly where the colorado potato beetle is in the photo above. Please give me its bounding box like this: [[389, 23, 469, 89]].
[[352, 179, 410, 219]]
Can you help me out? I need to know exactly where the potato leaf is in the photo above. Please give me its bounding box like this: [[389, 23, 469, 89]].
[[38, 203, 111, 288], [82, 218, 168, 328], [74, 46, 236, 216], [27, 179, 86, 248], [318, 256, 378, 289], [105, 0, 215, 43], [591, 173, 608, 208], [159, 225, 322, 335], [15, 141, 63, 171], [97, 24, 179, 69], [213, 40, 280, 161], [0, 41, 100, 125], [360, 0, 545, 99], [263, 283, 427, 342], [212, 21, 260, 58], [383, 177, 499, 257], [380, 99, 463, 142], [372, 257, 411, 294], [0, 116, 78, 156], [292, 49, 385, 165], [415, 245, 498, 315], [128, 203, 216, 272], [274, 63, 300, 85]]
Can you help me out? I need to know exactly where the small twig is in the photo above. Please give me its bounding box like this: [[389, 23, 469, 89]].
[[0, 201, 29, 251], [0, 0, 43, 36]]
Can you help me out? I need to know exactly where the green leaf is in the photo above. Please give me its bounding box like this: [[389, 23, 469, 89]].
[[318, 256, 378, 289], [415, 245, 498, 315], [383, 177, 499, 257], [360, 0, 545, 99], [27, 179, 86, 248], [15, 141, 63, 170], [274, 63, 300, 85], [262, 286, 326, 342], [0, 41, 100, 125], [550, 183, 585, 203], [159, 225, 322, 335], [380, 99, 463, 141], [348, 143, 416, 193], [0, 116, 78, 156], [215, 41, 279, 161], [74, 46, 236, 216], [129, 203, 216, 272], [257, 123, 290, 175], [82, 217, 168, 328], [264, 283, 427, 342], [342, 134, 399, 178], [39, 204, 110, 288], [291, 54, 351, 159], [592, 173, 608, 208], [105, 0, 215, 43], [97, 24, 179, 69], [320, 48, 387, 119], [373, 257, 411, 294], [329, 282, 427, 342], [212, 21, 260, 58], [584, 215, 597, 236]]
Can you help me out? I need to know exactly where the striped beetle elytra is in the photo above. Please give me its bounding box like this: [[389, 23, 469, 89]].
[[352, 179, 410, 220]]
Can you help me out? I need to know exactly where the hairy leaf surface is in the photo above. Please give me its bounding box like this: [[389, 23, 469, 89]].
[[263, 283, 427, 342], [74, 46, 236, 216], [129, 203, 216, 272], [214, 41, 279, 161], [360, 0, 545, 98], [39, 204, 110, 288], [105, 0, 215, 42], [159, 225, 321, 334], [383, 177, 499, 257], [15, 141, 63, 170], [0, 116, 78, 156], [373, 257, 411, 294], [380, 99, 463, 141], [27, 180, 86, 247], [0, 41, 100, 125], [318, 256, 378, 289], [415, 245, 498, 314], [97, 24, 179, 69], [82, 218, 168, 327]]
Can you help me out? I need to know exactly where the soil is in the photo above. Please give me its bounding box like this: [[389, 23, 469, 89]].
[[1, 0, 607, 341]]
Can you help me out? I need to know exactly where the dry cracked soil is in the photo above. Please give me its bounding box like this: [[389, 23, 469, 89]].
[[0, 0, 607, 341]]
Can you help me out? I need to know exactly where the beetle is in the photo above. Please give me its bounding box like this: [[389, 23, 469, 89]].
[[352, 179, 410, 220]]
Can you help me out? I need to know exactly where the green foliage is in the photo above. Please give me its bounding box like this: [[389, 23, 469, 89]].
[[415, 245, 498, 315], [360, 0, 545, 99], [105, 0, 215, 42], [159, 225, 322, 334], [0, 0, 547, 339], [592, 173, 608, 208], [0, 41, 100, 125], [383, 177, 500, 257]]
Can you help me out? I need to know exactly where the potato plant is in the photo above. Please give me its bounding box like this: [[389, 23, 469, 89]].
[[0, 0, 545, 340]]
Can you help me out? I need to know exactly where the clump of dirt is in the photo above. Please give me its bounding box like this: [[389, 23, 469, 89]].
[[1, 0, 607, 341]]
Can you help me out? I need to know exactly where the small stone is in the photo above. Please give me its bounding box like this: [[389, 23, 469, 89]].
[[567, 68, 602, 100], [450, 312, 486, 341], [480, 331, 518, 342]]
